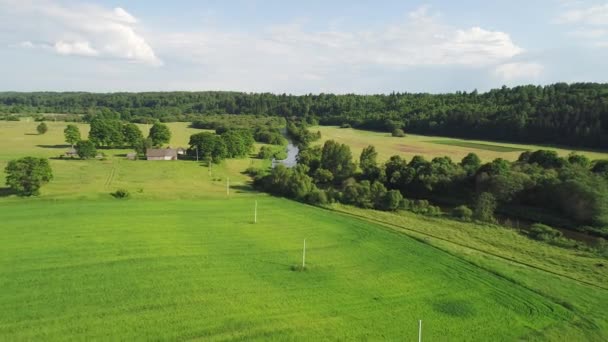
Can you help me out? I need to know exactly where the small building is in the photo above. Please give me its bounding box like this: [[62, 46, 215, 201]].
[[146, 148, 178, 161], [65, 148, 78, 158]]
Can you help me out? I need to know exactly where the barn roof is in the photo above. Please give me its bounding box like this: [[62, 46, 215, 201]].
[[146, 148, 178, 158]]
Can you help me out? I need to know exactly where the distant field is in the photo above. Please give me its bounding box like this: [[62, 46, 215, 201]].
[[0, 121, 267, 199], [312, 126, 608, 162], [429, 140, 529, 152]]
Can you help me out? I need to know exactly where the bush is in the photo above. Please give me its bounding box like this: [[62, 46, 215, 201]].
[[111, 189, 130, 199], [528, 223, 562, 241], [340, 123, 352, 128], [378, 190, 403, 211], [37, 122, 48, 135], [245, 166, 265, 177], [452, 205, 473, 221], [306, 189, 328, 205], [391, 128, 405, 137], [474, 192, 497, 222]]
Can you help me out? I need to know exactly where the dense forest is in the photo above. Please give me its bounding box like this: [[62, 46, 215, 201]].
[[2, 82, 608, 148]]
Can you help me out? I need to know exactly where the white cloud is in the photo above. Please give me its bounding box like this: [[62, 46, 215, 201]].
[[494, 62, 544, 81], [0, 0, 161, 65], [557, 2, 608, 48], [54, 40, 98, 57], [150, 6, 524, 90], [556, 3, 608, 25]]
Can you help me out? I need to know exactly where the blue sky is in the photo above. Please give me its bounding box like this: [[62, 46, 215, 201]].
[[0, 0, 607, 93]]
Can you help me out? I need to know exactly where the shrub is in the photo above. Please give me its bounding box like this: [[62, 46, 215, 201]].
[[306, 189, 328, 205], [528, 223, 562, 241], [391, 128, 405, 137], [37, 122, 48, 135], [452, 205, 473, 221], [245, 166, 265, 177], [378, 190, 403, 211], [111, 189, 130, 199], [340, 123, 352, 128]]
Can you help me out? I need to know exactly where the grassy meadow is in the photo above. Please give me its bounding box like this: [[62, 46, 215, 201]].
[[1, 197, 601, 341], [0, 120, 267, 199], [1, 120, 607, 340], [312, 126, 608, 162]]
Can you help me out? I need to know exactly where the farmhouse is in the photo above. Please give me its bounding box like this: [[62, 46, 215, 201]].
[[146, 148, 178, 161]]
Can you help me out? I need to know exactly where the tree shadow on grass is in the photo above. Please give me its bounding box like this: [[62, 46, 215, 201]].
[[24, 133, 40, 136], [231, 184, 257, 194], [49, 157, 82, 161], [0, 187, 16, 197], [37, 144, 70, 149]]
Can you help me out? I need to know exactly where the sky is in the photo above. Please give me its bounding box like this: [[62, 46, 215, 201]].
[[0, 0, 607, 94]]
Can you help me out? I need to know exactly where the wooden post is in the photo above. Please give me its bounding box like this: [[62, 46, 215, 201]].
[[418, 320, 422, 342], [302, 239, 306, 268], [254, 200, 258, 223]]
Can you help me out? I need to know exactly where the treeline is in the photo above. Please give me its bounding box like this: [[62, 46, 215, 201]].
[[191, 115, 287, 146], [3, 83, 608, 148], [252, 138, 608, 238], [87, 119, 171, 152]]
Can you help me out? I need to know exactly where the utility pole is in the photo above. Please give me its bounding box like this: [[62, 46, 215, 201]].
[[302, 239, 306, 268], [418, 320, 422, 342]]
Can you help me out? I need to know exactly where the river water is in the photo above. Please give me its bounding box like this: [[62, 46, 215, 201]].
[[272, 130, 299, 168]]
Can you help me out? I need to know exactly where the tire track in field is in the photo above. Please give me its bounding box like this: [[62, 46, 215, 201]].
[[325, 206, 608, 291], [104, 166, 116, 188]]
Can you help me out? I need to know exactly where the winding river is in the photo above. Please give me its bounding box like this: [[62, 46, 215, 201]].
[[272, 130, 299, 168]]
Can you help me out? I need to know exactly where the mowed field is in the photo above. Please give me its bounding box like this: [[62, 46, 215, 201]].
[[312, 126, 608, 162], [1, 120, 607, 340]]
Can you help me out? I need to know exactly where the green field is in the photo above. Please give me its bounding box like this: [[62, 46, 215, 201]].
[[313, 126, 608, 162], [1, 121, 607, 340], [1, 197, 604, 340], [429, 140, 529, 152]]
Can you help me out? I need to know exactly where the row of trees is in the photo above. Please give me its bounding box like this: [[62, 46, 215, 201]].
[[253, 134, 608, 237], [88, 119, 171, 151], [188, 129, 255, 163], [3, 83, 608, 148]]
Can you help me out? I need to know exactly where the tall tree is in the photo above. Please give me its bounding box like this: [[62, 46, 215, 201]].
[[148, 122, 171, 147], [320, 140, 356, 183], [75, 140, 97, 159], [360, 145, 380, 180], [123, 123, 144, 148], [63, 124, 81, 147], [4, 157, 53, 196]]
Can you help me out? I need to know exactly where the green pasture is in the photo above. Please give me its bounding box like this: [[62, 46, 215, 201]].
[[1, 197, 602, 341], [313, 126, 608, 162]]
